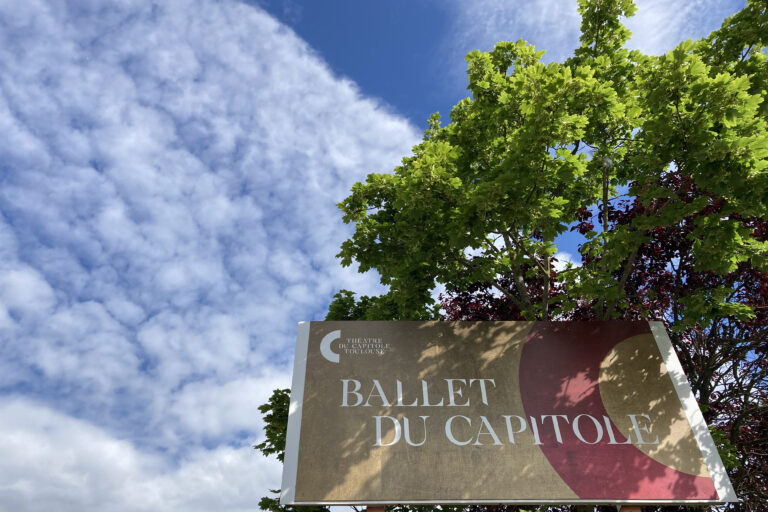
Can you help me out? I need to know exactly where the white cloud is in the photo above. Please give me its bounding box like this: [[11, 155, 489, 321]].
[[0, 265, 56, 320], [446, 0, 581, 69], [553, 251, 580, 273], [0, 397, 282, 512], [448, 0, 744, 69], [0, 0, 418, 509], [169, 372, 290, 440], [1, 0, 746, 509], [627, 0, 743, 55]]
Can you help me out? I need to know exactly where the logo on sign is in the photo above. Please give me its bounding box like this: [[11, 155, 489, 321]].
[[320, 330, 391, 363], [320, 330, 341, 363]]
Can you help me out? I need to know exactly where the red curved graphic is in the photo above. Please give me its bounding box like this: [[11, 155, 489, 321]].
[[519, 321, 717, 500]]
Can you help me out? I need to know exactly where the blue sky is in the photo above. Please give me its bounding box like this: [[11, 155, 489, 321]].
[[0, 1, 745, 510]]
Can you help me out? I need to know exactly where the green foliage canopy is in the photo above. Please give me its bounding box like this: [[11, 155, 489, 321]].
[[258, 1, 768, 510], [336, 0, 768, 323]]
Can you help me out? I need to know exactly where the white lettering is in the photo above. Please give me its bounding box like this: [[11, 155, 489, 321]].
[[445, 379, 470, 406], [396, 380, 418, 407], [503, 415, 527, 443], [364, 379, 390, 407], [469, 378, 496, 405], [403, 416, 429, 446], [374, 416, 401, 446], [445, 415, 472, 446], [341, 379, 362, 407], [474, 416, 502, 445], [603, 415, 632, 444], [529, 416, 543, 445], [421, 380, 444, 407], [541, 414, 570, 443], [628, 414, 659, 445], [573, 414, 603, 444]]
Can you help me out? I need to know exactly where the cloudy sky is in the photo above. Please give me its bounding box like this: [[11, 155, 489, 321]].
[[0, 1, 744, 510]]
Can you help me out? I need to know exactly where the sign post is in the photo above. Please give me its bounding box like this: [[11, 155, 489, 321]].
[[282, 321, 737, 507]]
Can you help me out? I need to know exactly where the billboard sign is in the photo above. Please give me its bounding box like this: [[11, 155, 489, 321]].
[[281, 321, 737, 505]]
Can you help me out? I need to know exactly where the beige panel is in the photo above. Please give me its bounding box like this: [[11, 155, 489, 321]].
[[599, 334, 710, 477], [295, 321, 578, 502]]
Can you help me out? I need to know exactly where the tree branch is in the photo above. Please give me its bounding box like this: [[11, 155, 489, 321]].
[[501, 232, 534, 308], [603, 241, 640, 320]]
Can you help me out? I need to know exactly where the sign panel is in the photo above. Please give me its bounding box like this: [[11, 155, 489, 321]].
[[281, 321, 737, 505]]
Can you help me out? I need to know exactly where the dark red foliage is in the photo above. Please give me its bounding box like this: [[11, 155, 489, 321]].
[[440, 172, 768, 510]]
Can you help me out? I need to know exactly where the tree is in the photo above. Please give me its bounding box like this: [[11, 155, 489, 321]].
[[256, 1, 768, 510], [441, 185, 768, 510]]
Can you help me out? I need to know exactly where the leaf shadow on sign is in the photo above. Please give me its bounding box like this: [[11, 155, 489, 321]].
[[298, 321, 577, 502], [398, 320, 569, 501], [296, 320, 720, 504], [518, 321, 719, 502]]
